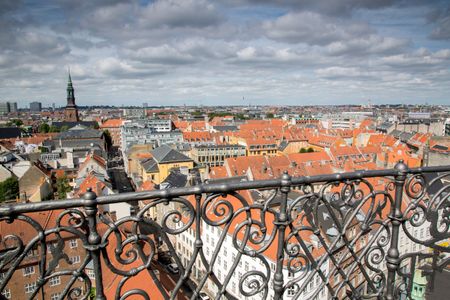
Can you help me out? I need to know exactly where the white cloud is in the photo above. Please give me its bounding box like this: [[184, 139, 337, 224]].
[[0, 0, 449, 105]]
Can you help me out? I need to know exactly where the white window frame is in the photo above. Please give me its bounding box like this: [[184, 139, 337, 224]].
[[24, 282, 37, 294], [23, 266, 35, 276], [70, 256, 81, 264], [49, 276, 61, 287], [50, 293, 60, 300], [1, 288, 11, 299], [87, 269, 95, 280], [70, 239, 78, 248]]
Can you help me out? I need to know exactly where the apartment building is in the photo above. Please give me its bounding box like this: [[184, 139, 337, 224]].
[[120, 119, 181, 152], [0, 210, 87, 300], [190, 144, 246, 167]]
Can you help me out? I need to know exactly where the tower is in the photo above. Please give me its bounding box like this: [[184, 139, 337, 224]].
[[64, 71, 79, 122]]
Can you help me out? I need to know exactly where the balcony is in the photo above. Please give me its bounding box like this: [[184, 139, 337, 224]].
[[0, 161, 449, 299]]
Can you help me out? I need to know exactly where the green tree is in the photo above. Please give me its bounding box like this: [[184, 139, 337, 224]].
[[192, 110, 203, 116], [89, 287, 96, 299], [60, 125, 69, 132], [56, 176, 71, 199], [49, 125, 60, 133], [0, 177, 19, 202], [39, 123, 50, 133], [6, 119, 23, 127], [92, 122, 100, 129], [266, 113, 274, 119], [235, 113, 247, 120], [299, 148, 307, 153], [307, 147, 314, 153]]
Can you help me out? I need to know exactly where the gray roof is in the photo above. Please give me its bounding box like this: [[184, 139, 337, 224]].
[[399, 131, 415, 142], [391, 130, 402, 138], [376, 122, 393, 130], [52, 121, 97, 129], [432, 144, 448, 151], [213, 125, 238, 132], [278, 140, 288, 151], [151, 144, 192, 163], [161, 169, 188, 188], [141, 157, 159, 173], [56, 128, 103, 139], [0, 127, 21, 139]]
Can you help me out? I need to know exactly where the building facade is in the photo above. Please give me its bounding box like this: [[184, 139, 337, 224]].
[[190, 144, 246, 167], [120, 119, 181, 152], [29, 102, 42, 112]]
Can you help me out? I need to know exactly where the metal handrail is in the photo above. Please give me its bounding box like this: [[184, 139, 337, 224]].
[[0, 161, 449, 300]]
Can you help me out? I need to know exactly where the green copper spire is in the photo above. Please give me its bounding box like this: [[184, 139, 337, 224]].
[[67, 69, 75, 106], [68, 68, 72, 84]]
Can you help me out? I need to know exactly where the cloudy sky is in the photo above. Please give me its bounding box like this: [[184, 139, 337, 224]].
[[1, 0, 450, 107]]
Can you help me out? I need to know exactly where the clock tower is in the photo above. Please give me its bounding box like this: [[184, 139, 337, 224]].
[[64, 71, 79, 122]]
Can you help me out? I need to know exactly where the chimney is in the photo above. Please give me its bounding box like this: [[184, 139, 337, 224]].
[[262, 164, 268, 174]]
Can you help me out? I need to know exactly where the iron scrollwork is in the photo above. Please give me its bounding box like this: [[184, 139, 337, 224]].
[[0, 164, 449, 299]]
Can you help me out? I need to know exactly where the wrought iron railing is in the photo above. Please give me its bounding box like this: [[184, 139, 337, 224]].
[[0, 161, 449, 300]]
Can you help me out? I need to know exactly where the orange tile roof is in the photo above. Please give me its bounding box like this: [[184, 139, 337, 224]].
[[79, 154, 107, 172], [100, 118, 123, 128], [139, 180, 156, 191], [182, 131, 212, 142], [76, 172, 107, 196]]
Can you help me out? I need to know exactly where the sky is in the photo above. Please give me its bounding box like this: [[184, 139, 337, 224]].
[[0, 0, 450, 107]]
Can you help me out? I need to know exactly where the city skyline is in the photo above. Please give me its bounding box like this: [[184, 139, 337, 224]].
[[1, 0, 450, 106]]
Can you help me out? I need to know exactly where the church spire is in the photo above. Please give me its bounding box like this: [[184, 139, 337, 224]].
[[67, 69, 75, 107], [68, 68, 72, 85], [64, 70, 79, 122]]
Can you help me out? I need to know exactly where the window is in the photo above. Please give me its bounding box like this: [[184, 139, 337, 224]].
[[87, 269, 95, 280], [50, 293, 60, 300], [23, 266, 35, 276], [49, 276, 61, 286], [287, 286, 296, 296], [334, 274, 339, 283], [1, 288, 11, 299], [70, 239, 78, 248], [24, 282, 37, 294], [70, 256, 80, 264]]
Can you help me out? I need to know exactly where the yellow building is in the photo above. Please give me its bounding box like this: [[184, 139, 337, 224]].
[[245, 139, 278, 157], [140, 144, 194, 184]]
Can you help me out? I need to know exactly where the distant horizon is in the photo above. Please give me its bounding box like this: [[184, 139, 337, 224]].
[[10, 102, 450, 110]]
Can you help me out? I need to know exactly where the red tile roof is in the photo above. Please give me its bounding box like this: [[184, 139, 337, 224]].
[[100, 118, 123, 128]]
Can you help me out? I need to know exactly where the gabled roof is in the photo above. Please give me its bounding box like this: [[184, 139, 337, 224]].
[[100, 118, 123, 128], [79, 154, 106, 171], [76, 171, 111, 196], [56, 128, 103, 139], [151, 144, 192, 163], [161, 169, 188, 188], [141, 157, 159, 173]]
